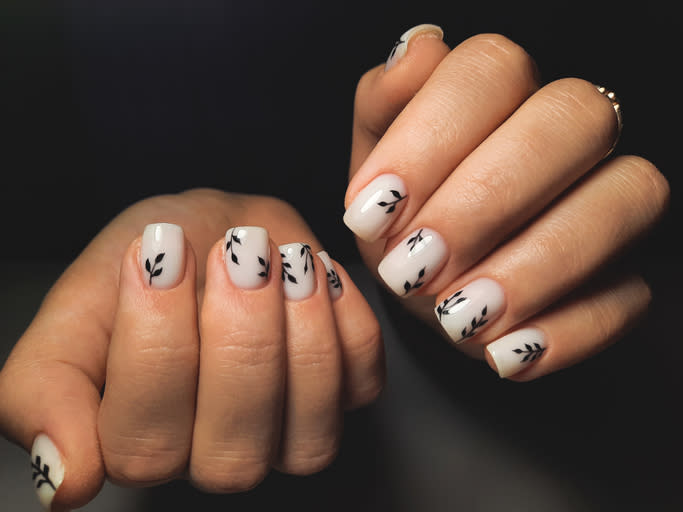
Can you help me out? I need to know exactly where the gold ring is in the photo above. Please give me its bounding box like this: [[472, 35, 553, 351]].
[[595, 85, 623, 158]]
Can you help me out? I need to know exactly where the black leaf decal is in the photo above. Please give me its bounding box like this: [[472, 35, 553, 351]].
[[31, 455, 56, 491], [145, 258, 151, 272], [377, 189, 406, 214], [145, 254, 164, 285], [226, 231, 241, 266], [287, 274, 298, 284], [406, 229, 425, 252], [155, 252, 165, 264], [512, 343, 546, 363], [457, 305, 490, 342], [327, 269, 342, 290], [257, 256, 270, 279], [152, 268, 163, 277], [403, 266, 426, 295]]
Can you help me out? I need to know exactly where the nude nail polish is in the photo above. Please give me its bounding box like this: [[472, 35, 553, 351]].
[[377, 227, 448, 297], [317, 250, 343, 301], [279, 242, 316, 300], [31, 434, 65, 510], [140, 223, 185, 289], [486, 327, 547, 378], [435, 278, 506, 344], [343, 174, 408, 242], [385, 24, 444, 71], [225, 226, 271, 289]]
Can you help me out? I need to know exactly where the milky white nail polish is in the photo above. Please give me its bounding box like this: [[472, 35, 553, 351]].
[[225, 226, 271, 289], [486, 327, 547, 378], [317, 251, 343, 301], [280, 243, 316, 300], [140, 223, 185, 289], [343, 174, 407, 242], [377, 227, 448, 297], [435, 278, 506, 344], [31, 434, 65, 510], [385, 24, 444, 71]]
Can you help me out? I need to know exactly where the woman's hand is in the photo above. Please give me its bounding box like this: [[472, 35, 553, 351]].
[[345, 26, 669, 380], [0, 189, 383, 511]]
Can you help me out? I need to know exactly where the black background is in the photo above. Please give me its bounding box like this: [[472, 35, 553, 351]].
[[1, 1, 679, 275]]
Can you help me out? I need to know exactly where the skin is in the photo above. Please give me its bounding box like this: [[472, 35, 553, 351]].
[[0, 31, 669, 510]]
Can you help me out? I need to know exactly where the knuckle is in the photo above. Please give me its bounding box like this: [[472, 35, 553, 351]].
[[541, 78, 614, 129], [280, 438, 340, 476], [103, 441, 187, 485], [460, 33, 537, 84], [191, 454, 270, 494], [211, 328, 283, 373], [610, 156, 671, 218]]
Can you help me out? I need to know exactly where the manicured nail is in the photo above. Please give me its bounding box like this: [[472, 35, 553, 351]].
[[317, 251, 343, 301], [385, 24, 444, 71], [435, 278, 505, 344], [377, 227, 447, 297], [279, 242, 316, 300], [343, 174, 407, 242], [486, 327, 547, 378], [225, 226, 271, 289], [31, 434, 65, 510], [140, 223, 185, 289]]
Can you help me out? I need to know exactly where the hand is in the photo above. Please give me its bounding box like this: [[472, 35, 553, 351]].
[[0, 189, 383, 511], [344, 26, 669, 380]]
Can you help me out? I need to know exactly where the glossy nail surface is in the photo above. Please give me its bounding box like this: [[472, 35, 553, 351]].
[[317, 251, 343, 301], [343, 174, 407, 243], [377, 228, 448, 297], [140, 223, 185, 289], [225, 226, 271, 289], [385, 23, 444, 71], [435, 278, 505, 344], [280, 243, 316, 300], [486, 327, 547, 378], [31, 434, 65, 510]]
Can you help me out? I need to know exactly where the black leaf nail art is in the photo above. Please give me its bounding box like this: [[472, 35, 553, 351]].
[[377, 189, 406, 214], [145, 253, 165, 285], [327, 268, 342, 289], [388, 38, 405, 61], [226, 231, 242, 265], [512, 343, 546, 363], [459, 306, 489, 342], [406, 229, 425, 252], [281, 252, 298, 284], [300, 244, 314, 275], [403, 266, 426, 295], [436, 290, 469, 321], [31, 455, 56, 491], [257, 256, 270, 278]]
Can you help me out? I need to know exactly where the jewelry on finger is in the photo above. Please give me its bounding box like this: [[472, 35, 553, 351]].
[[595, 85, 623, 158]]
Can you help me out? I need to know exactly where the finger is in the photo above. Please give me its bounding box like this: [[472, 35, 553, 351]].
[[431, 156, 669, 348], [350, 24, 450, 174], [275, 245, 343, 475], [190, 228, 286, 493], [344, 33, 539, 242], [377, 78, 621, 297], [98, 223, 199, 487], [484, 274, 651, 380], [317, 251, 385, 410]]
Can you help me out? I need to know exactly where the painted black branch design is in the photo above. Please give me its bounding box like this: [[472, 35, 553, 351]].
[[406, 229, 425, 252], [403, 267, 426, 295], [31, 455, 56, 491], [459, 306, 489, 341], [377, 189, 406, 214], [327, 268, 342, 289], [281, 252, 298, 284], [226, 230, 242, 265], [300, 244, 314, 275], [145, 253, 165, 285], [436, 290, 468, 321], [281, 245, 314, 285], [513, 343, 546, 363], [257, 256, 270, 278], [388, 38, 405, 61]]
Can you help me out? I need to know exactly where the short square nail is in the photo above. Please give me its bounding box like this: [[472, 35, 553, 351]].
[[343, 174, 407, 242], [317, 250, 343, 301], [140, 223, 185, 289], [31, 434, 65, 510], [385, 23, 444, 71], [280, 242, 316, 300], [377, 227, 448, 296], [225, 226, 271, 289], [435, 278, 505, 344], [486, 327, 547, 378]]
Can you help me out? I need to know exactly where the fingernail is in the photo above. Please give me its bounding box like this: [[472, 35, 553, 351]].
[[343, 174, 407, 242], [225, 226, 271, 289], [31, 434, 65, 511], [486, 327, 547, 378], [279, 243, 316, 300], [140, 223, 185, 289], [317, 251, 343, 301], [385, 23, 444, 71], [435, 278, 505, 344], [377, 227, 448, 297]]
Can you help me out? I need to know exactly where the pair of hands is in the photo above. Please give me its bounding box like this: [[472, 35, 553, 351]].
[[0, 27, 669, 511]]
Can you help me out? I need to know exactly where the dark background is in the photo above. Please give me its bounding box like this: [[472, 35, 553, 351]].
[[2, 1, 682, 510]]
